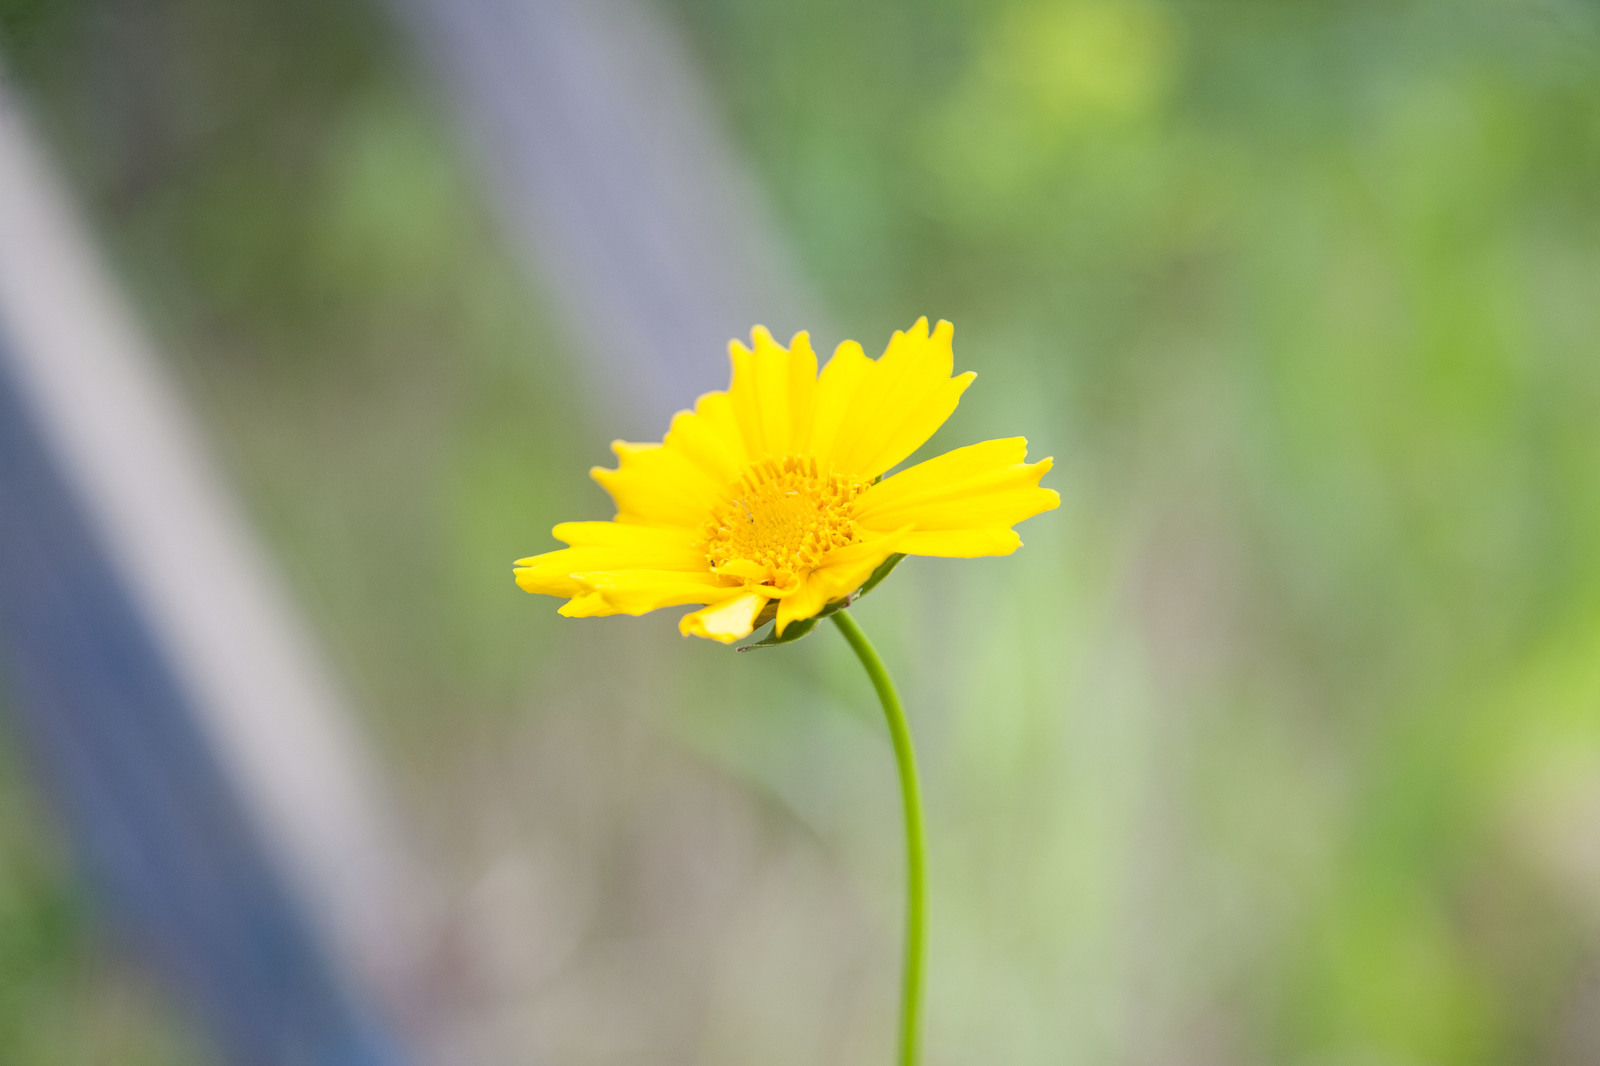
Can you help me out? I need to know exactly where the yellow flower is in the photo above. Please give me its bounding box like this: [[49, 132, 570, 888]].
[[515, 318, 1059, 643]]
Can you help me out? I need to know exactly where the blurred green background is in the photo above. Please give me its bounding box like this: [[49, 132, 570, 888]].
[[4, 0, 1600, 1062]]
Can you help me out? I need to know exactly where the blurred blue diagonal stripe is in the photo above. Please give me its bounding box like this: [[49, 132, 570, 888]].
[[0, 353, 406, 1066], [0, 84, 427, 1065]]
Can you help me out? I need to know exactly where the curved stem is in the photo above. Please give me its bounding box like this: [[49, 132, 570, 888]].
[[832, 608, 925, 1066]]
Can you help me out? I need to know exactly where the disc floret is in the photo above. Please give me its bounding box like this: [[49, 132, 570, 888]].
[[703, 455, 863, 591]]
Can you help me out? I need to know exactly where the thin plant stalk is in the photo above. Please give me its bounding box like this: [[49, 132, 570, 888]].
[[832, 608, 926, 1066]]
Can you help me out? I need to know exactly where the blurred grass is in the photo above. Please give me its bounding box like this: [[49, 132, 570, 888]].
[[4, 0, 1600, 1063]]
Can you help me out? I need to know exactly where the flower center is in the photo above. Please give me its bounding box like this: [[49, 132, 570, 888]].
[[703, 456, 862, 587]]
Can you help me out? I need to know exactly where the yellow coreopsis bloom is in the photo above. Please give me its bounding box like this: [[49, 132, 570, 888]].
[[515, 318, 1058, 643]]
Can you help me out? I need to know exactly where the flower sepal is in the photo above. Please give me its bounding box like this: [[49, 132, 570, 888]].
[[738, 553, 907, 651]]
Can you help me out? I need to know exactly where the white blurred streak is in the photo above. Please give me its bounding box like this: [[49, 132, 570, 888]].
[[0, 83, 429, 1026], [389, 0, 823, 432]]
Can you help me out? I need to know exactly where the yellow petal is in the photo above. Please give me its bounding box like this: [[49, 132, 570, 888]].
[[898, 528, 1022, 557], [592, 441, 722, 526], [775, 529, 909, 634], [572, 569, 736, 615], [854, 437, 1058, 557], [680, 591, 768, 643], [774, 580, 832, 635], [857, 436, 1028, 504], [809, 339, 872, 463], [825, 318, 975, 479], [557, 592, 612, 617], [810, 530, 908, 601], [514, 522, 708, 598], [663, 390, 748, 486], [713, 559, 803, 593], [546, 521, 703, 552], [727, 327, 816, 461], [786, 331, 819, 455]]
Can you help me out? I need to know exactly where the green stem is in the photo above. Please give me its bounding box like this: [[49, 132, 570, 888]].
[[832, 608, 925, 1066]]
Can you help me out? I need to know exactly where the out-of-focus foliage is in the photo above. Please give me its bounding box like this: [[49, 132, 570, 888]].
[[3, 0, 1600, 1063], [669, 3, 1600, 1057]]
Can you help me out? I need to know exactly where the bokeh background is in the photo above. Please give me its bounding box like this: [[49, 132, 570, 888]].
[[4, 0, 1600, 1063]]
